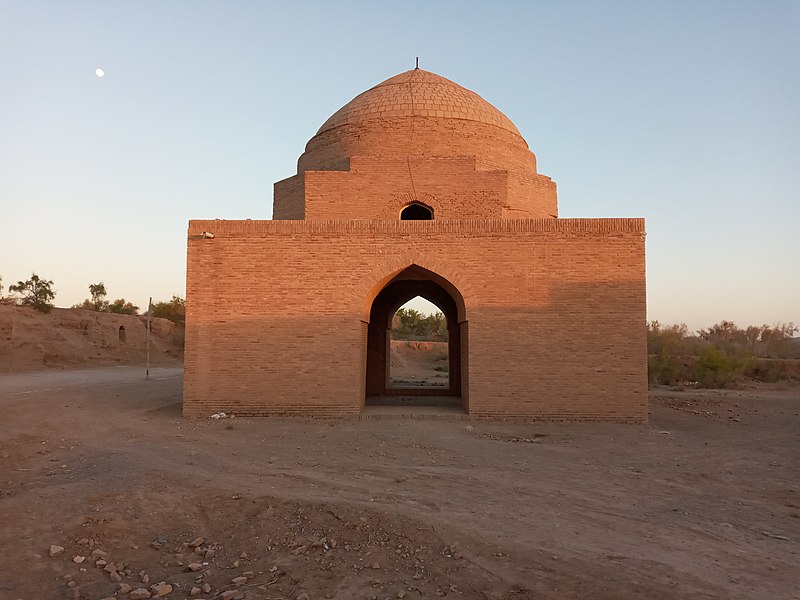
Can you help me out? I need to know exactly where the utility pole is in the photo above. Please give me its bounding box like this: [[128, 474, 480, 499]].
[[146, 296, 152, 379]]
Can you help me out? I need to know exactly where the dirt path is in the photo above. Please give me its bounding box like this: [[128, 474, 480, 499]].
[[1, 369, 798, 599]]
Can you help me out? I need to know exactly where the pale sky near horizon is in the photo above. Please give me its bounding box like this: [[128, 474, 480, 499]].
[[1, 1, 798, 331]]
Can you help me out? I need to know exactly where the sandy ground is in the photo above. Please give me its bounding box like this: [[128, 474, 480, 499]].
[[1, 368, 799, 600], [389, 341, 448, 388]]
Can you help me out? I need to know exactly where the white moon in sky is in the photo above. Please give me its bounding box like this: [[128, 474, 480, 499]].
[[95, 68, 105, 78]]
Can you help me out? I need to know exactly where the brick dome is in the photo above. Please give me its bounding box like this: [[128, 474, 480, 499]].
[[275, 68, 558, 220], [316, 69, 522, 137]]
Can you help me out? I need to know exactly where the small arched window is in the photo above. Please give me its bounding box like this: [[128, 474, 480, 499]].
[[400, 202, 433, 220], [118, 326, 126, 345]]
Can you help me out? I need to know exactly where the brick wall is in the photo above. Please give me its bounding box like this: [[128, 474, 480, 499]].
[[184, 219, 647, 421], [274, 117, 557, 219]]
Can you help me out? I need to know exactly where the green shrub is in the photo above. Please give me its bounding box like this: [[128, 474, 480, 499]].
[[648, 353, 688, 386], [691, 347, 745, 388]]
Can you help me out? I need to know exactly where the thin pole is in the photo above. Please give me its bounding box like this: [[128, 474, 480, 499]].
[[146, 296, 152, 379], [10, 302, 15, 373]]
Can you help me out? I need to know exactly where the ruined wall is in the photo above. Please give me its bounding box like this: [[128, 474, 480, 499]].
[[184, 219, 647, 421], [0, 305, 181, 372]]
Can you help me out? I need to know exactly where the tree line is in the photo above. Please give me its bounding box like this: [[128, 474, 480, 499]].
[[0, 273, 185, 324], [648, 320, 799, 387], [391, 307, 448, 341]]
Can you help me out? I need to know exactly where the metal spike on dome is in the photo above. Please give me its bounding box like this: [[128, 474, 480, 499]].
[[415, 56, 419, 69]]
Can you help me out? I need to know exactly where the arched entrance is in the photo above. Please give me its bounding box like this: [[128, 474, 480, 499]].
[[364, 265, 467, 409]]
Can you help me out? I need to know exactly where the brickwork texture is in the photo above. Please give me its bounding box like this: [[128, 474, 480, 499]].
[[184, 68, 648, 422]]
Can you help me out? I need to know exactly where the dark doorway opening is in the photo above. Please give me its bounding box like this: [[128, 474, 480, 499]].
[[118, 326, 126, 345], [400, 202, 433, 220], [365, 265, 467, 409]]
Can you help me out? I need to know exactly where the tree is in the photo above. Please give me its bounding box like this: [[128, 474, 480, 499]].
[[151, 295, 186, 324], [88, 282, 108, 311], [73, 282, 110, 311], [391, 307, 447, 341], [10, 273, 56, 313], [108, 298, 139, 315], [760, 322, 798, 358], [744, 325, 767, 355]]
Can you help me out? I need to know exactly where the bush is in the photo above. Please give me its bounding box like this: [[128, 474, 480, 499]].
[[691, 347, 745, 388], [392, 307, 447, 341], [744, 358, 800, 383], [151, 295, 186, 324], [647, 353, 688, 386], [108, 299, 139, 315]]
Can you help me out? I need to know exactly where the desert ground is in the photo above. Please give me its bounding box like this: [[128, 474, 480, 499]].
[[389, 340, 449, 388], [1, 364, 798, 600]]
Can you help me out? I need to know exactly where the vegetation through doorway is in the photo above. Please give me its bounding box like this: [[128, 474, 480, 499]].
[[389, 300, 449, 389]]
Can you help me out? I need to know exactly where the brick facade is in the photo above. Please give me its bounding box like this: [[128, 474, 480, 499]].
[[184, 69, 647, 422]]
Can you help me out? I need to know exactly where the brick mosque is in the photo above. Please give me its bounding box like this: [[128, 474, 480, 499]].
[[184, 67, 647, 421]]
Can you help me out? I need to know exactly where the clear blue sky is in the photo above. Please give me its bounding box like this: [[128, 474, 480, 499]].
[[1, 1, 797, 330]]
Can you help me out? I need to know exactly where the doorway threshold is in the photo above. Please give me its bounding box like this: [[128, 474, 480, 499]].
[[359, 404, 468, 421], [365, 395, 461, 407]]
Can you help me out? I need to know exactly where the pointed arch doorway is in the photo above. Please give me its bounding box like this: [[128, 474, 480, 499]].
[[364, 265, 467, 410]]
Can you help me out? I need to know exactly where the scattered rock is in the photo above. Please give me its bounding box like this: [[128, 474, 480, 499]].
[[190, 587, 201, 597], [49, 545, 65, 557], [202, 582, 212, 593], [220, 591, 240, 600], [186, 562, 204, 572], [242, 571, 254, 579], [151, 582, 173, 597], [231, 575, 248, 586], [119, 583, 132, 594], [72, 555, 86, 564], [130, 589, 152, 600], [297, 593, 310, 600], [188, 537, 205, 548]]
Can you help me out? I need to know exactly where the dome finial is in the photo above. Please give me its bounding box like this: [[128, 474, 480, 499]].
[[415, 56, 419, 70]]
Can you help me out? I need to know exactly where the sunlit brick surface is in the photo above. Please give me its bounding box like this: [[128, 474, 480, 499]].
[[186, 69, 647, 421], [317, 69, 520, 135]]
